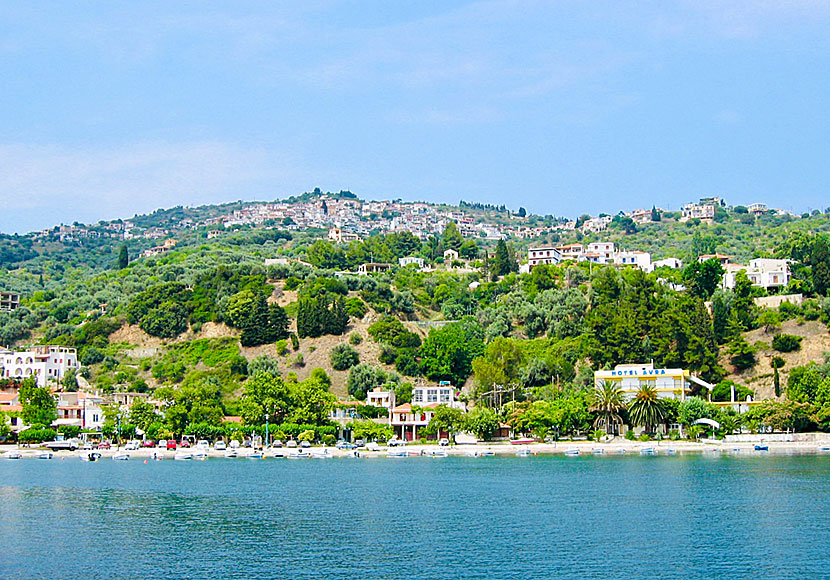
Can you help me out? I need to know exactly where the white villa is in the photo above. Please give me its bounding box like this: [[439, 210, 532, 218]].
[[722, 258, 791, 291], [1, 346, 79, 387]]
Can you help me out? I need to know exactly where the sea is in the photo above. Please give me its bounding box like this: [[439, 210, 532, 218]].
[[1, 451, 829, 579]]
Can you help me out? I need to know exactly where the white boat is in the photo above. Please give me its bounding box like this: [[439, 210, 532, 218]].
[[615, 449, 627, 455], [246, 452, 264, 460], [223, 450, 238, 458], [429, 449, 449, 457], [640, 447, 656, 455], [79, 452, 102, 462], [564, 449, 580, 457], [112, 452, 130, 461], [818, 446, 830, 453], [311, 448, 332, 459], [174, 452, 193, 461], [37, 452, 53, 460], [515, 448, 531, 457], [192, 451, 208, 461], [591, 448, 604, 455], [666, 448, 677, 455], [5, 451, 22, 460], [287, 450, 309, 459], [387, 449, 408, 457]]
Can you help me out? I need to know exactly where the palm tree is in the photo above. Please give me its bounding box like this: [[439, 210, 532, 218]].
[[627, 385, 666, 433], [589, 380, 625, 436]]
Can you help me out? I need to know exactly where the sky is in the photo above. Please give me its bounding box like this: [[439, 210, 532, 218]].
[[2, 1, 830, 234]]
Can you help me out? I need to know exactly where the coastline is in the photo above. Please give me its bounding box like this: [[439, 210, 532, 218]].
[[3, 438, 830, 460]]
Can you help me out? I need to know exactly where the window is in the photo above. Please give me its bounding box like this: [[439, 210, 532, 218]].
[[427, 389, 438, 403], [440, 390, 451, 403], [413, 390, 423, 403]]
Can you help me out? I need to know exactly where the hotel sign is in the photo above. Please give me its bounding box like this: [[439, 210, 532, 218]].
[[611, 369, 666, 377], [595, 367, 686, 379]]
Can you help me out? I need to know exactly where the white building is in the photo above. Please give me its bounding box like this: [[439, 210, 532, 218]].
[[390, 383, 464, 441], [585, 242, 615, 264], [614, 250, 651, 270], [581, 216, 612, 233], [527, 246, 562, 269], [555, 244, 584, 261], [681, 203, 715, 222], [398, 256, 425, 268], [652, 257, 683, 270], [367, 387, 395, 410], [594, 363, 710, 402], [723, 258, 790, 291], [55, 391, 105, 431], [1, 346, 79, 387], [0, 292, 20, 312]]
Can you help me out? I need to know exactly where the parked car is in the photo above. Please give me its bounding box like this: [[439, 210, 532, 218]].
[[438, 438, 449, 447], [354, 439, 366, 448], [366, 442, 380, 451], [286, 440, 298, 448], [196, 440, 210, 449], [179, 440, 191, 448], [141, 440, 156, 448], [336, 440, 356, 450], [98, 441, 111, 449], [124, 440, 139, 451], [166, 440, 177, 450], [214, 441, 227, 451], [387, 438, 406, 447], [299, 440, 311, 448]]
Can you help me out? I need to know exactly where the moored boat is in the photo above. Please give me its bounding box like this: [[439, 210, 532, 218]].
[[174, 452, 193, 461], [564, 449, 580, 457], [5, 451, 22, 460], [754, 445, 769, 451], [37, 452, 53, 460], [80, 452, 102, 462], [112, 452, 130, 460]]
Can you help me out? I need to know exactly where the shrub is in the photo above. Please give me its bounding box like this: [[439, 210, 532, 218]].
[[290, 333, 299, 351], [345, 297, 368, 319], [349, 332, 363, 346], [297, 429, 315, 442], [624, 430, 636, 441], [275, 339, 289, 356], [772, 333, 802, 353], [330, 344, 360, 371], [293, 353, 305, 367], [321, 433, 336, 446], [18, 427, 57, 444], [668, 429, 681, 441]]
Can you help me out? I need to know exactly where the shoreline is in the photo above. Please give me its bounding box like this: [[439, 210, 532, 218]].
[[3, 439, 830, 460]]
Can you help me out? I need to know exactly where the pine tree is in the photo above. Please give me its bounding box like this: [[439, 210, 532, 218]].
[[118, 244, 129, 269]]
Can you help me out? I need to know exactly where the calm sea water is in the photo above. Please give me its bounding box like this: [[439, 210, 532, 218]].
[[1, 453, 829, 579]]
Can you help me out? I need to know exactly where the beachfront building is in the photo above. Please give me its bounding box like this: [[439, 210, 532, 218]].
[[0, 345, 79, 387], [367, 387, 395, 410], [527, 246, 562, 270], [594, 363, 713, 402], [55, 391, 105, 431], [390, 384, 463, 441]]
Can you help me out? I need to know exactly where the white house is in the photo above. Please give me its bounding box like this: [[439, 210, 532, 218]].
[[1, 346, 79, 387], [0, 292, 20, 312], [555, 244, 584, 261], [652, 257, 683, 270], [55, 391, 105, 431], [614, 250, 651, 270], [398, 256, 425, 268], [681, 203, 715, 222], [367, 387, 395, 410], [722, 258, 790, 291], [443, 249, 460, 262], [527, 246, 562, 269]]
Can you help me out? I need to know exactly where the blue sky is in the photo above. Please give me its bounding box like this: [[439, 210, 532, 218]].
[[2, 1, 830, 233]]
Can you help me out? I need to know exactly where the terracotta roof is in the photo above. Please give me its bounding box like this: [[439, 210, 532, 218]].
[[222, 416, 242, 423], [392, 403, 412, 413]]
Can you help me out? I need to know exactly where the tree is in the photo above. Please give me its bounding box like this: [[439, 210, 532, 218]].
[[683, 258, 724, 299], [19, 377, 57, 427], [728, 336, 756, 371], [771, 356, 785, 397], [517, 207, 527, 218], [423, 405, 464, 442], [464, 407, 500, 440], [627, 386, 665, 432], [651, 205, 661, 222], [492, 239, 518, 278], [117, 244, 129, 269], [330, 343, 360, 371], [239, 372, 292, 426], [347, 363, 399, 401], [420, 319, 484, 386], [129, 399, 160, 431], [589, 381, 625, 435], [442, 222, 464, 252]]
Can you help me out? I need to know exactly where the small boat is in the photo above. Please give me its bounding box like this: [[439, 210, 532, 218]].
[[224, 450, 238, 458], [818, 446, 830, 453], [192, 451, 208, 461], [287, 450, 309, 459], [5, 451, 22, 460], [112, 453, 130, 461], [480, 450, 495, 457], [174, 452, 193, 461], [406, 450, 422, 457], [515, 448, 531, 457], [615, 449, 627, 455], [37, 452, 53, 460], [510, 438, 535, 445], [80, 452, 102, 462], [246, 452, 264, 460], [429, 449, 448, 457], [640, 447, 656, 455], [150, 451, 164, 461], [591, 448, 604, 455], [666, 448, 677, 455], [564, 449, 580, 457], [387, 449, 408, 457], [271, 450, 286, 458], [754, 445, 769, 452]]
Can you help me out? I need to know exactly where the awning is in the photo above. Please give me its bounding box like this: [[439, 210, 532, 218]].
[[693, 418, 720, 429], [688, 375, 715, 391]]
